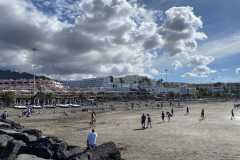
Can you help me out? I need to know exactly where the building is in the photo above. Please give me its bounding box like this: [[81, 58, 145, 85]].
[[0, 79, 64, 92], [62, 76, 117, 89]]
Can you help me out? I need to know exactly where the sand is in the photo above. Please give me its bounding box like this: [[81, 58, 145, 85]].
[[2, 100, 240, 160]]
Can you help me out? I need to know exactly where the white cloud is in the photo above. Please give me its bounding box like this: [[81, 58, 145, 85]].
[[0, 0, 164, 79], [161, 6, 207, 56], [187, 55, 214, 67], [172, 60, 183, 70], [181, 72, 197, 78], [193, 65, 216, 74], [221, 69, 229, 72], [197, 32, 240, 59], [150, 68, 159, 75], [236, 68, 240, 74]]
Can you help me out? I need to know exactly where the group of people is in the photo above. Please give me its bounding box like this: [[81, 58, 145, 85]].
[[141, 113, 152, 129]]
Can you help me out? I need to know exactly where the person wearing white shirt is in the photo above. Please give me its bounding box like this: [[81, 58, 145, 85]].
[[87, 129, 98, 148]]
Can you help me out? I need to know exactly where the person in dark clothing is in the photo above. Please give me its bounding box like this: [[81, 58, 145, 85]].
[[231, 109, 235, 120], [162, 111, 165, 123], [141, 113, 146, 128], [186, 106, 189, 115]]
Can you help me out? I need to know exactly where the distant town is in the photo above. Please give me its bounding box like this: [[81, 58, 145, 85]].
[[0, 73, 240, 103]]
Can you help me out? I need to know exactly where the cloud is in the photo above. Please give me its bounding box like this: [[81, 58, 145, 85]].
[[161, 6, 207, 56], [221, 69, 229, 72], [236, 68, 240, 74], [187, 55, 214, 67], [150, 68, 159, 75], [193, 65, 216, 74], [197, 32, 240, 59], [172, 60, 183, 70], [181, 72, 197, 78], [0, 0, 164, 80]]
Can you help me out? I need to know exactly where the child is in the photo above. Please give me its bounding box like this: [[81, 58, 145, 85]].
[[147, 114, 152, 128]]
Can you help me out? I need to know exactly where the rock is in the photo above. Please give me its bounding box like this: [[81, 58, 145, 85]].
[[0, 122, 11, 129], [0, 119, 23, 129], [0, 139, 26, 160], [0, 134, 13, 154], [15, 154, 48, 160], [52, 146, 83, 160], [33, 136, 68, 151], [0, 129, 37, 144], [17, 144, 53, 159], [22, 129, 42, 139], [73, 142, 122, 160]]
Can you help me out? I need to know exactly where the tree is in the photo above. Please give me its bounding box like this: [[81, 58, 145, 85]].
[[2, 91, 16, 106], [119, 78, 124, 87]]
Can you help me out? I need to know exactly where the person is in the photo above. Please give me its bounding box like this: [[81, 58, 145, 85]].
[[87, 129, 98, 148], [90, 111, 96, 128], [231, 109, 235, 120], [162, 111, 165, 123], [201, 109, 204, 119], [171, 108, 174, 116], [1, 111, 8, 119], [157, 103, 160, 108], [161, 102, 163, 108], [147, 114, 152, 128], [186, 106, 189, 115], [167, 112, 171, 121], [141, 113, 146, 129]]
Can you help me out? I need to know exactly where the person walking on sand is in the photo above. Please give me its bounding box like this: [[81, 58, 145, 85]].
[[87, 129, 98, 148], [171, 108, 174, 116], [161, 102, 163, 108], [231, 109, 235, 120], [186, 106, 189, 115], [147, 114, 152, 128], [141, 113, 146, 129], [201, 109, 204, 119], [162, 111, 165, 123]]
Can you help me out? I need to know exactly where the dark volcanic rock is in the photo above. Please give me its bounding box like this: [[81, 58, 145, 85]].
[[0, 139, 26, 160], [16, 154, 48, 160], [22, 129, 42, 139], [72, 142, 122, 160], [0, 119, 23, 129], [0, 134, 13, 154], [0, 122, 11, 129], [0, 129, 37, 144], [17, 144, 53, 159], [52, 146, 83, 160]]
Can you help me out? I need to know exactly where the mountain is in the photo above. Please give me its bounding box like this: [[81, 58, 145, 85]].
[[0, 70, 49, 80]]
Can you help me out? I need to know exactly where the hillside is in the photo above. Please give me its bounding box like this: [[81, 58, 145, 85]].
[[0, 70, 48, 80]]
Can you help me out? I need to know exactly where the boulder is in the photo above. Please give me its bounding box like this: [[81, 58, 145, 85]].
[[15, 154, 48, 160], [0, 134, 13, 154], [33, 136, 68, 151], [52, 146, 83, 160], [0, 129, 37, 144], [0, 122, 11, 129], [22, 129, 42, 139], [72, 142, 122, 160], [0, 139, 26, 160], [0, 119, 23, 129]]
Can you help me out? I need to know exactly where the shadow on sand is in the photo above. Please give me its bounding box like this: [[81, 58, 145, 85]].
[[133, 128, 146, 131]]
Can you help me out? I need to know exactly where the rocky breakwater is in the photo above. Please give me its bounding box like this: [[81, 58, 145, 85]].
[[0, 118, 123, 160]]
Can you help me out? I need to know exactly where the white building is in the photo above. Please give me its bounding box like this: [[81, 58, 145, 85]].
[[62, 76, 117, 89]]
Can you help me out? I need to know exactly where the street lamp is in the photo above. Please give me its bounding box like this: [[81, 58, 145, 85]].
[[32, 47, 38, 96], [165, 69, 168, 99]]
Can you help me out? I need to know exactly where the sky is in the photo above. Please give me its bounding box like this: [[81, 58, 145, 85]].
[[0, 0, 240, 83]]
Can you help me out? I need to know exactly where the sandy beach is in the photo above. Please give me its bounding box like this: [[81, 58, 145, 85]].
[[2, 100, 240, 160]]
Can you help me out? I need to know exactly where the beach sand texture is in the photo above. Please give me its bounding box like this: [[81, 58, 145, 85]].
[[4, 101, 240, 160]]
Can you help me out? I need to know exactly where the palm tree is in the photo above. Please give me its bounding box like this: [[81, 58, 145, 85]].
[[120, 78, 124, 87], [2, 91, 16, 107]]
